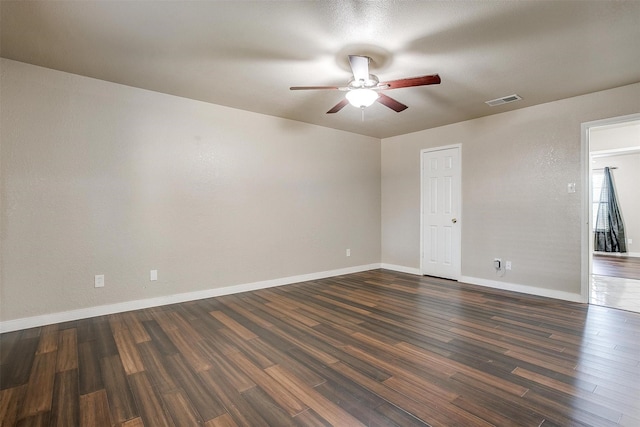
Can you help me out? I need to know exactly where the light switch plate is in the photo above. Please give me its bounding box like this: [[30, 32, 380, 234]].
[[95, 274, 105, 288]]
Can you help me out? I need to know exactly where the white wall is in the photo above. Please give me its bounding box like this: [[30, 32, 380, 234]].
[[0, 59, 381, 324], [381, 83, 640, 299]]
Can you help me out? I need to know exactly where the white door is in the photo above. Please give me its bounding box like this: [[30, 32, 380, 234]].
[[421, 146, 461, 279]]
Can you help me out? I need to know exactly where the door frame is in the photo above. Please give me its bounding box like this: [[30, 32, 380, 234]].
[[420, 144, 462, 279], [580, 113, 640, 303]]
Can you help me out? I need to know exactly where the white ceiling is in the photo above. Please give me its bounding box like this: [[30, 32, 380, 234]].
[[2, 1, 639, 139]]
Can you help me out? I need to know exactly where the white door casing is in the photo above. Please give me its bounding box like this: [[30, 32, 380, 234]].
[[421, 146, 461, 279]]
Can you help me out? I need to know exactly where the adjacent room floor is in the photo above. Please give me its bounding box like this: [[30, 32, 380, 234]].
[[591, 275, 640, 314], [592, 254, 640, 314], [1, 269, 639, 426]]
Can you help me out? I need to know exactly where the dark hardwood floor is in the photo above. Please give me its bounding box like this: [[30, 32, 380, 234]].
[[2, 269, 640, 426], [593, 254, 640, 280]]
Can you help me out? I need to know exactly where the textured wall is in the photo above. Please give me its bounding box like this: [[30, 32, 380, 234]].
[[0, 59, 381, 321], [381, 83, 640, 295]]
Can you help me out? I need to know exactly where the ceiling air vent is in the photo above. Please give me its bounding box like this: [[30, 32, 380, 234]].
[[485, 94, 522, 107]]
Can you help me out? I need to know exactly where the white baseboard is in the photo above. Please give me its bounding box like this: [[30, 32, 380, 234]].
[[0, 263, 381, 333], [379, 263, 422, 275], [459, 276, 584, 303], [380, 267, 584, 303]]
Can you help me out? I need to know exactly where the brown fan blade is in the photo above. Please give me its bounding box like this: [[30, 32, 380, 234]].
[[326, 98, 349, 114], [348, 55, 370, 83], [290, 86, 341, 90], [381, 74, 441, 89], [377, 93, 408, 112]]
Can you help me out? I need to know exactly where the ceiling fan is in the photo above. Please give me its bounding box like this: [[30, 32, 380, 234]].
[[290, 55, 440, 114]]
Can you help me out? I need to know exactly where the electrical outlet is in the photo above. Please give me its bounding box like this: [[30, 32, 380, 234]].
[[629, 238, 633, 244], [150, 270, 158, 281], [95, 274, 105, 288], [494, 258, 501, 270], [346, 249, 351, 257], [506, 261, 512, 270]]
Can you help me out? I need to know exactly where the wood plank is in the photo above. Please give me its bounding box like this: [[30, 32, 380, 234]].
[[248, 338, 325, 387], [291, 409, 332, 427], [374, 402, 431, 427], [55, 328, 78, 372], [0, 385, 27, 427], [265, 364, 365, 426], [112, 328, 145, 375], [229, 351, 307, 416], [93, 317, 119, 358], [0, 331, 22, 366], [313, 380, 404, 427], [164, 353, 226, 421], [286, 347, 384, 410], [163, 328, 211, 372], [141, 320, 178, 356], [0, 337, 39, 390], [121, 417, 145, 427], [344, 344, 457, 401], [161, 389, 203, 425], [136, 341, 178, 393], [198, 369, 269, 427], [218, 328, 274, 367], [164, 311, 206, 343], [77, 341, 103, 395], [512, 366, 596, 395], [204, 413, 238, 427], [240, 386, 297, 427], [523, 387, 621, 426], [18, 352, 56, 419], [79, 390, 112, 427], [122, 312, 151, 344], [75, 318, 95, 344], [15, 412, 50, 427], [35, 326, 59, 355], [210, 311, 258, 340], [127, 372, 174, 427], [220, 299, 274, 329], [395, 341, 530, 396], [49, 369, 79, 427], [100, 355, 138, 423], [330, 360, 491, 427], [197, 340, 256, 393], [448, 372, 547, 426]]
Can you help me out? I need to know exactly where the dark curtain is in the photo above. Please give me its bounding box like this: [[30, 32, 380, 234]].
[[594, 167, 627, 252]]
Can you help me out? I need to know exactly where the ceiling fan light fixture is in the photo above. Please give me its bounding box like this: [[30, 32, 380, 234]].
[[346, 88, 379, 108]]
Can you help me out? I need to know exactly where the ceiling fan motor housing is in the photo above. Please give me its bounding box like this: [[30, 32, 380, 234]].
[[349, 74, 380, 89]]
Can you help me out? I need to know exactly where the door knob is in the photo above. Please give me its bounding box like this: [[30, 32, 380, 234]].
[[451, 218, 457, 223]]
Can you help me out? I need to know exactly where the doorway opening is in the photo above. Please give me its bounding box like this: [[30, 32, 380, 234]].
[[582, 114, 640, 313]]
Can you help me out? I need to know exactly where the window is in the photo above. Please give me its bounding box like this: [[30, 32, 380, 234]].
[[592, 171, 604, 230]]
